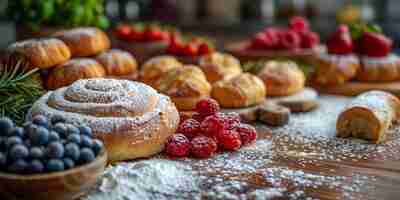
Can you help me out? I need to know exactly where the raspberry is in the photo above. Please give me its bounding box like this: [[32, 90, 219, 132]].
[[165, 134, 190, 157], [192, 112, 206, 123], [234, 124, 257, 145], [279, 30, 301, 50], [190, 136, 217, 158], [179, 112, 192, 125], [217, 130, 242, 151], [263, 28, 280, 49], [289, 16, 310, 33], [201, 115, 225, 137], [300, 31, 320, 49], [250, 33, 268, 50], [218, 112, 241, 130], [177, 119, 201, 139], [195, 98, 220, 117]]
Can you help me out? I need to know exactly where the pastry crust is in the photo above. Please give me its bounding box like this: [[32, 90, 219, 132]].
[[336, 91, 400, 143], [6, 38, 71, 69], [158, 65, 212, 110], [95, 49, 138, 78], [257, 61, 305, 96], [356, 55, 400, 82], [46, 58, 106, 90], [53, 27, 110, 57], [198, 52, 242, 83], [310, 53, 360, 85], [140, 56, 183, 89], [27, 78, 179, 162], [212, 73, 266, 108]]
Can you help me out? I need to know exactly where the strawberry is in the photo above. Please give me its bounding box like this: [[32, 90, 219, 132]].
[[300, 31, 320, 49], [115, 25, 131, 40], [127, 28, 144, 42], [279, 30, 301, 50], [263, 28, 280, 49], [166, 39, 184, 55], [327, 25, 353, 54], [198, 43, 213, 55], [250, 32, 268, 50], [144, 27, 163, 41], [289, 16, 310, 33], [182, 43, 199, 56], [360, 32, 392, 57]]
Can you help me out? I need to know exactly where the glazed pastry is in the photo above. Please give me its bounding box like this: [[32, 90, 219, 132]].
[[158, 65, 212, 110], [311, 54, 360, 85], [53, 27, 110, 57], [198, 52, 242, 83], [356, 55, 400, 82], [212, 73, 266, 108], [96, 49, 138, 80], [27, 78, 179, 162], [257, 60, 305, 96], [140, 56, 183, 89], [46, 58, 106, 90], [6, 38, 71, 69], [336, 91, 400, 143]]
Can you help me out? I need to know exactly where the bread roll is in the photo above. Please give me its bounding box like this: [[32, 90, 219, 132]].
[[140, 56, 183, 89], [198, 52, 242, 83], [95, 49, 138, 80], [356, 55, 400, 82], [336, 91, 400, 143]]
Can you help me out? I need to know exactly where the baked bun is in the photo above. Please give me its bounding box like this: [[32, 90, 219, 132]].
[[257, 60, 305, 96], [96, 49, 138, 80], [212, 73, 266, 108], [311, 54, 360, 85], [198, 52, 242, 83], [27, 78, 179, 162], [53, 27, 110, 57], [356, 55, 400, 82], [46, 58, 106, 90], [6, 38, 71, 69], [140, 56, 183, 89], [158, 65, 212, 110]]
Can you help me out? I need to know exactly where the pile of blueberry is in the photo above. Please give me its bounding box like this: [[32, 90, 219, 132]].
[[0, 115, 104, 174]]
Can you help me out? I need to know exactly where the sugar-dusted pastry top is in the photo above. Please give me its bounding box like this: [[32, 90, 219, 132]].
[[357, 54, 400, 82]]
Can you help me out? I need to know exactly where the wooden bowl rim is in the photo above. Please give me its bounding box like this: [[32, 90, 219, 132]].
[[0, 150, 107, 180]]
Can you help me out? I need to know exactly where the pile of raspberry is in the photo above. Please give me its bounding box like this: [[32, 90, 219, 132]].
[[165, 98, 257, 158]]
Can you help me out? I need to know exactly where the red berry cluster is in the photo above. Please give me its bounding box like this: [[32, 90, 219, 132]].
[[249, 16, 320, 51], [165, 98, 257, 158], [114, 24, 170, 42], [166, 34, 214, 57], [327, 24, 392, 57]]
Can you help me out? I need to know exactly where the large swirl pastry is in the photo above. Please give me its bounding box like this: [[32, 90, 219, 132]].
[[28, 78, 180, 162], [158, 65, 212, 110], [198, 52, 243, 83], [212, 73, 266, 108]]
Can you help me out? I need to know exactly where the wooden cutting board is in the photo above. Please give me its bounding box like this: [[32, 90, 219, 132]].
[[311, 81, 400, 97]]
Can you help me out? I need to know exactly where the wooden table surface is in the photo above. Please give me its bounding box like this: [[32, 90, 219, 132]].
[[83, 95, 400, 200]]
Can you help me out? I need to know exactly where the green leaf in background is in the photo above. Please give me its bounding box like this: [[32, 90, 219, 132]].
[[349, 22, 383, 40]]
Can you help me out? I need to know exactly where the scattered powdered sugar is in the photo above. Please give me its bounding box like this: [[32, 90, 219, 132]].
[[318, 53, 360, 64], [361, 54, 400, 65], [247, 188, 286, 200]]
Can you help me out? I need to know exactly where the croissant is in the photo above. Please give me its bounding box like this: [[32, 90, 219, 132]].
[[198, 52, 242, 83], [158, 65, 212, 110], [336, 91, 400, 143], [140, 56, 183, 89], [212, 73, 266, 108], [356, 55, 400, 82]]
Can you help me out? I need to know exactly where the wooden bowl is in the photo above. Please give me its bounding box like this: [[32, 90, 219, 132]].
[[0, 150, 107, 200]]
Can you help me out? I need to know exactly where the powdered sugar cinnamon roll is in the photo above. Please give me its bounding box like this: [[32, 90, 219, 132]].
[[28, 78, 179, 162]]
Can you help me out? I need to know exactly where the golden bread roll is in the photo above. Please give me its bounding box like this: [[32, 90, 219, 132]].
[[356, 55, 400, 82], [336, 91, 400, 143], [53, 27, 110, 57], [28, 78, 179, 162], [158, 65, 212, 110], [311, 54, 360, 85], [198, 52, 242, 83], [6, 38, 71, 69], [212, 73, 266, 108], [140, 56, 183, 89], [46, 58, 106, 90], [95, 49, 138, 79], [257, 60, 305, 96]]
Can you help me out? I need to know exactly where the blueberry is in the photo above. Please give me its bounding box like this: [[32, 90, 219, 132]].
[[8, 127, 25, 138], [78, 125, 92, 137], [0, 117, 14, 136], [5, 136, 23, 148], [63, 158, 75, 169], [92, 139, 104, 155], [50, 115, 66, 125], [67, 134, 81, 144], [28, 159, 44, 173], [53, 123, 68, 138], [32, 115, 50, 128], [48, 131, 60, 142], [24, 139, 31, 147], [8, 159, 27, 174], [46, 159, 64, 172], [29, 147, 44, 159], [29, 126, 49, 146], [66, 124, 80, 136], [47, 142, 64, 159], [0, 137, 6, 150], [0, 152, 6, 166], [80, 135, 93, 148], [9, 144, 29, 160], [79, 148, 95, 164], [64, 143, 80, 161]]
